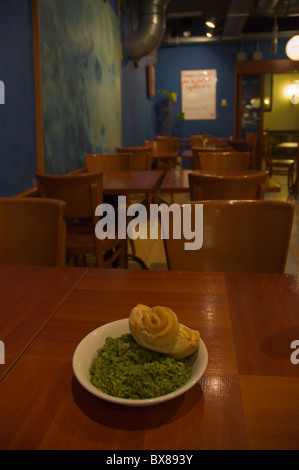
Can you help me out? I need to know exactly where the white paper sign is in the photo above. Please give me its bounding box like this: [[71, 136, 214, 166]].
[[181, 70, 217, 120]]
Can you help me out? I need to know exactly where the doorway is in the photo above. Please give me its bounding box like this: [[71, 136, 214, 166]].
[[235, 59, 299, 169]]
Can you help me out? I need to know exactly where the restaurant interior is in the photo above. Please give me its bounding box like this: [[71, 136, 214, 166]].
[[0, 0, 299, 451]]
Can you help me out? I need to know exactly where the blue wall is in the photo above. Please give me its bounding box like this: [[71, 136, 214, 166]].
[[0, 0, 294, 196], [0, 0, 36, 196], [155, 37, 292, 139]]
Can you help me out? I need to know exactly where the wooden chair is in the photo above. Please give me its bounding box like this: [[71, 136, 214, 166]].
[[85, 153, 132, 171], [35, 172, 126, 269], [191, 146, 234, 168], [0, 197, 66, 266], [85, 152, 138, 259], [188, 171, 269, 200], [155, 136, 179, 151], [261, 131, 295, 191], [117, 146, 151, 170], [245, 132, 258, 169], [192, 151, 250, 170], [162, 200, 295, 273]]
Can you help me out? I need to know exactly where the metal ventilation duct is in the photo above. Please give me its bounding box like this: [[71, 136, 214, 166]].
[[124, 0, 171, 60]]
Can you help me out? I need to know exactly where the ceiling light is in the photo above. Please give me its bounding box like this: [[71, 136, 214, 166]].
[[285, 35, 299, 61], [206, 32, 212, 38], [205, 20, 215, 29]]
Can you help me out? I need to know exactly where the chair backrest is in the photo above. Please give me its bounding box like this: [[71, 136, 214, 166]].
[[162, 200, 295, 273], [261, 131, 271, 166], [85, 153, 132, 171], [188, 171, 269, 200], [245, 132, 258, 169], [35, 171, 103, 220], [0, 197, 66, 267], [192, 145, 233, 158], [193, 151, 250, 170], [117, 146, 151, 170], [153, 137, 179, 152]]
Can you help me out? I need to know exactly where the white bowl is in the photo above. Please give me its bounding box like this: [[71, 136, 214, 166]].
[[72, 318, 208, 407]]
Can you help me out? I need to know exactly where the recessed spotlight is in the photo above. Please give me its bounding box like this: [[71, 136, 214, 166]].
[[205, 20, 215, 28], [206, 32, 212, 38]]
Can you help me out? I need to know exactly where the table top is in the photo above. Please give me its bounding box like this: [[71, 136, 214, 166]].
[[102, 170, 164, 194], [160, 169, 280, 193], [276, 142, 298, 149], [0, 265, 87, 380], [0, 265, 298, 450]]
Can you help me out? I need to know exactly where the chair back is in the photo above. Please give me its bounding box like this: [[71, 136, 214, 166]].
[[193, 151, 250, 170], [153, 137, 179, 152], [188, 171, 269, 200], [245, 132, 258, 169], [35, 172, 103, 219], [162, 200, 295, 273], [261, 131, 271, 168], [117, 146, 151, 170], [0, 197, 66, 267], [85, 153, 132, 171], [191, 146, 233, 164]]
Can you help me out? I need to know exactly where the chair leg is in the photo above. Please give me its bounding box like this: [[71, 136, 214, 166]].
[[288, 167, 294, 194]]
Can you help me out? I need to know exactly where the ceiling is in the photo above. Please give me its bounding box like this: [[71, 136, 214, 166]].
[[163, 0, 299, 44]]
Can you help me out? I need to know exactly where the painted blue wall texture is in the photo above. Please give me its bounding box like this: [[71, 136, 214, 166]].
[[155, 37, 291, 139], [0, 0, 36, 196], [39, 0, 121, 174]]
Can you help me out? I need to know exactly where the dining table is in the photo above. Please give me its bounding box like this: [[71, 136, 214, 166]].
[[0, 264, 298, 451], [160, 169, 281, 195]]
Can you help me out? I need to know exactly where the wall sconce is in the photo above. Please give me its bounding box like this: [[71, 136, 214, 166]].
[[285, 80, 299, 104]]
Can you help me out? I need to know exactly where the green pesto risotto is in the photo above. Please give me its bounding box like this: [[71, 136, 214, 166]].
[[89, 334, 192, 399]]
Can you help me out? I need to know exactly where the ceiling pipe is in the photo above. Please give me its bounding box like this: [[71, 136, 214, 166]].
[[124, 0, 171, 61], [162, 29, 298, 46]]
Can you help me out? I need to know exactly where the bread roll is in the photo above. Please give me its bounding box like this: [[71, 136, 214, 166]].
[[129, 304, 200, 359]]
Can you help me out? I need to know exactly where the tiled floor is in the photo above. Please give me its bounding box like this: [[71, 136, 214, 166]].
[[126, 173, 299, 274]]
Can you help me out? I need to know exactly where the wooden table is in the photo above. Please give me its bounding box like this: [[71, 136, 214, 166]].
[[102, 170, 164, 205], [0, 266, 298, 450], [160, 169, 281, 194], [0, 265, 87, 380]]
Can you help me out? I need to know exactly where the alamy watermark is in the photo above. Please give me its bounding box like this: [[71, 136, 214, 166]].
[[0, 80, 5, 104], [290, 340, 299, 365], [0, 341, 4, 364], [95, 196, 203, 250]]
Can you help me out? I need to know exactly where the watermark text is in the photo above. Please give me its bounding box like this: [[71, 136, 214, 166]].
[[95, 197, 203, 251], [290, 340, 299, 365], [0, 340, 5, 364], [0, 80, 5, 104]]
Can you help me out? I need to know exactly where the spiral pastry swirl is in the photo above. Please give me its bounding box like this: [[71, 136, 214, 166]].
[[129, 304, 200, 359]]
